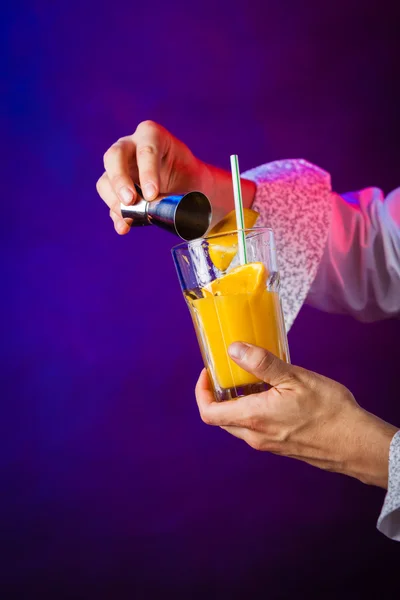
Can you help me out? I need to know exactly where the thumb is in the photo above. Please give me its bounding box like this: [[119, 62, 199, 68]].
[[228, 342, 291, 386]]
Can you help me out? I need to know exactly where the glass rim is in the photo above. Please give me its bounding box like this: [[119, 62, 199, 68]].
[[171, 226, 273, 253]]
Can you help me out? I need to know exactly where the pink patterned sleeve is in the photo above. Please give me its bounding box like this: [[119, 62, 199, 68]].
[[242, 159, 333, 331]]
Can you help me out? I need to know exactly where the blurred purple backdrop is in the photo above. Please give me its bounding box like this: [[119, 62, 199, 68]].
[[2, 0, 399, 598]]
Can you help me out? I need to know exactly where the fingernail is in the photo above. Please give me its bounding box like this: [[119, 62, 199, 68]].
[[228, 342, 248, 361], [144, 182, 157, 200], [119, 186, 134, 205]]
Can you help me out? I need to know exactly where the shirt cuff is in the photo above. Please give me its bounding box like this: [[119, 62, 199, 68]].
[[377, 429, 400, 541], [242, 159, 332, 332]]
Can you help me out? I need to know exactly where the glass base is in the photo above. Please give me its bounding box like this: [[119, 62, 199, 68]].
[[216, 380, 271, 402]]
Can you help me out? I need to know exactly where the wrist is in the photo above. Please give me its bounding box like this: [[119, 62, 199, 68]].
[[200, 162, 257, 226], [343, 408, 398, 489]]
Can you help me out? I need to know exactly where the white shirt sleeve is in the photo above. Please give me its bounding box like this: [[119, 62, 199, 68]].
[[377, 430, 400, 541], [306, 187, 400, 321]]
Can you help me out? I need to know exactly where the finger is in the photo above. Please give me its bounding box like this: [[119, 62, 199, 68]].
[[220, 425, 249, 441], [103, 137, 137, 206], [96, 172, 122, 216], [195, 369, 215, 407], [97, 173, 136, 235], [133, 121, 164, 200], [228, 343, 292, 386], [109, 208, 131, 235], [195, 369, 251, 427]]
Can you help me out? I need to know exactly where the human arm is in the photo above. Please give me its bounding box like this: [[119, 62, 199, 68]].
[[95, 122, 331, 332], [96, 120, 400, 327], [195, 342, 400, 539]]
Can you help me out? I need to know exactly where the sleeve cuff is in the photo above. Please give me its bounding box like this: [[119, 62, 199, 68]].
[[377, 429, 400, 541], [242, 159, 332, 332]]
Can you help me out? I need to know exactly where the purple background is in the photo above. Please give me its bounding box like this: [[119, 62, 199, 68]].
[[2, 1, 399, 597]]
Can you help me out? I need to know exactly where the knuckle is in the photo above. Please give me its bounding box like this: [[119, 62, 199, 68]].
[[249, 435, 264, 451], [244, 413, 261, 432], [137, 119, 158, 133], [264, 440, 283, 454], [96, 173, 105, 193], [281, 370, 299, 389], [199, 408, 212, 426], [248, 433, 285, 453], [267, 424, 289, 444], [239, 402, 261, 430], [137, 144, 156, 157], [109, 174, 126, 191], [337, 381, 351, 398], [116, 136, 130, 145], [253, 351, 275, 375], [103, 143, 120, 166], [296, 367, 320, 391], [110, 204, 122, 218]]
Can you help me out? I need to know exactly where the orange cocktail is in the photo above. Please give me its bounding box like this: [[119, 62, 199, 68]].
[[187, 262, 288, 390], [172, 227, 290, 401]]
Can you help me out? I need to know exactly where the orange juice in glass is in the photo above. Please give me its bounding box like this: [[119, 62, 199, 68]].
[[172, 228, 289, 401]]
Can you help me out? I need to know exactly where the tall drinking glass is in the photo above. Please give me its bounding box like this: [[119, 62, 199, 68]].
[[172, 228, 290, 401]]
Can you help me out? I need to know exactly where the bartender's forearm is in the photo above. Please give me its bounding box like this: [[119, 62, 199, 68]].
[[342, 409, 398, 489]]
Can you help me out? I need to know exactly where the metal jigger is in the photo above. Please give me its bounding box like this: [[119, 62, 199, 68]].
[[120, 184, 212, 241]]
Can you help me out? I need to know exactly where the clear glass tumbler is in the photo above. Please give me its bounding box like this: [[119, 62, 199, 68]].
[[172, 228, 290, 401]]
